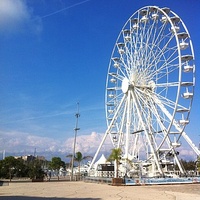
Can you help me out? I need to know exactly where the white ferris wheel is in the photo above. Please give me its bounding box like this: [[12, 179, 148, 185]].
[[90, 6, 200, 176]]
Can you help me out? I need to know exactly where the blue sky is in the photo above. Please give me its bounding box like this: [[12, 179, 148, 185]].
[[0, 0, 200, 159]]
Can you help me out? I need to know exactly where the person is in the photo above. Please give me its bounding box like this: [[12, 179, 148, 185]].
[[48, 171, 51, 181]]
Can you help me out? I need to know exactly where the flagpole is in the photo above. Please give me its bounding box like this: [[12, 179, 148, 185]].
[[71, 102, 80, 180]]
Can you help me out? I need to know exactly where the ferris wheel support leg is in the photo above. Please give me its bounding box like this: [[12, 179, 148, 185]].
[[131, 91, 164, 176], [182, 132, 200, 156], [154, 97, 185, 173], [150, 98, 186, 174], [172, 147, 186, 174], [117, 100, 127, 148], [88, 95, 127, 173], [88, 130, 108, 173], [125, 91, 131, 159]]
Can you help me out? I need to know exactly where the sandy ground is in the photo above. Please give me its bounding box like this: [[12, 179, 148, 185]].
[[0, 181, 200, 200]]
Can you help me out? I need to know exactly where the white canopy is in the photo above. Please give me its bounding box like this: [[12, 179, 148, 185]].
[[94, 154, 110, 169]]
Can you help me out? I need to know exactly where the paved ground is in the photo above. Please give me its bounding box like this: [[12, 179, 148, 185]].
[[0, 181, 200, 200]]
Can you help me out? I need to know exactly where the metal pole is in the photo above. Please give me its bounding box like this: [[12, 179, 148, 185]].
[[71, 102, 80, 181]]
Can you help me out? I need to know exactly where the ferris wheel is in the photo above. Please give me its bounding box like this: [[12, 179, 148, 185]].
[[89, 6, 200, 176]]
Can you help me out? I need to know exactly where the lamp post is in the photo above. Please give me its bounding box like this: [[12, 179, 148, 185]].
[[71, 102, 80, 181]]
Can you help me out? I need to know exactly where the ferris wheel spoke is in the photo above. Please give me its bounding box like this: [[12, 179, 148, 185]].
[[153, 50, 179, 78], [154, 66, 179, 82], [148, 38, 177, 76], [139, 42, 178, 83], [117, 65, 130, 80], [151, 20, 168, 48], [135, 87, 190, 142], [132, 90, 164, 150], [149, 31, 175, 60], [146, 94, 177, 151], [120, 59, 131, 77], [142, 24, 167, 69], [156, 48, 179, 70], [148, 34, 171, 67], [156, 81, 179, 87], [117, 99, 128, 148], [148, 96, 174, 149], [135, 87, 185, 155], [108, 72, 124, 83], [108, 94, 127, 130], [147, 17, 159, 40], [155, 91, 189, 111], [135, 89, 171, 129], [144, 89, 189, 113], [153, 97, 185, 150]]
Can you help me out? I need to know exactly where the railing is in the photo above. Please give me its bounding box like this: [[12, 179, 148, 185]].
[[83, 176, 112, 184]]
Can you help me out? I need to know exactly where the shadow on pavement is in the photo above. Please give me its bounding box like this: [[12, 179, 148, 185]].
[[0, 197, 101, 200]]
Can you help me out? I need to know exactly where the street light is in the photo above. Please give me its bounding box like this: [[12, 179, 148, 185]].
[[71, 102, 80, 181]]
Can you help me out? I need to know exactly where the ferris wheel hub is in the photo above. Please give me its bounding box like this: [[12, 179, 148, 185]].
[[121, 77, 129, 93], [148, 80, 156, 91]]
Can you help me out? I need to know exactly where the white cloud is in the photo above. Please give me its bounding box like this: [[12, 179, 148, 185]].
[[0, 130, 61, 153], [0, 130, 197, 161], [178, 148, 197, 161], [0, 0, 42, 35], [0, 130, 112, 158], [64, 132, 112, 154]]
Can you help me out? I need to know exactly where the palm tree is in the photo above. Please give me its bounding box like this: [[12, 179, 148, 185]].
[[67, 152, 92, 176], [107, 148, 122, 178]]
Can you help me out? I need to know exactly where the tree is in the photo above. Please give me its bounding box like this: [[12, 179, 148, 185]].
[[175, 159, 196, 171], [197, 157, 200, 172], [0, 156, 45, 180], [0, 156, 17, 181], [49, 157, 65, 180], [14, 158, 29, 178], [28, 159, 45, 180], [67, 152, 92, 176], [107, 148, 122, 178]]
